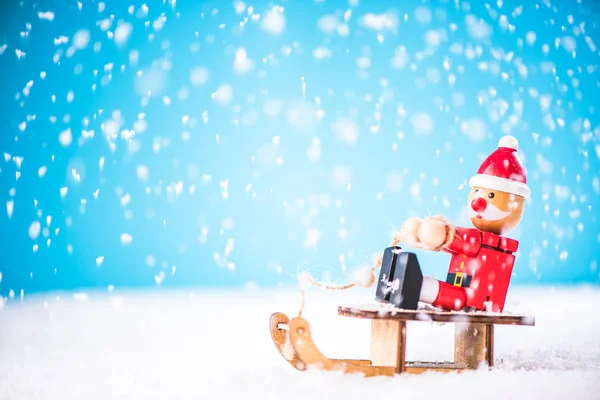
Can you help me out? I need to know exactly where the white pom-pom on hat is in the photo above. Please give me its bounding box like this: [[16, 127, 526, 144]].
[[355, 267, 376, 288], [498, 135, 518, 150]]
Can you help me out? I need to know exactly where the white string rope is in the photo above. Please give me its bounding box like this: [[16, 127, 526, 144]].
[[296, 215, 455, 318]]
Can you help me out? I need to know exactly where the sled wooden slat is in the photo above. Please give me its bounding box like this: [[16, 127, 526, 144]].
[[406, 361, 466, 374], [370, 320, 406, 372], [454, 322, 494, 368], [337, 359, 372, 366], [338, 305, 535, 326]]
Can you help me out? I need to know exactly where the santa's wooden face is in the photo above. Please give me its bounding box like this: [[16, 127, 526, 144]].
[[467, 186, 525, 234]]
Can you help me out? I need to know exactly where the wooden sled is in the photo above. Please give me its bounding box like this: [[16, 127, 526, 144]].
[[269, 304, 535, 377]]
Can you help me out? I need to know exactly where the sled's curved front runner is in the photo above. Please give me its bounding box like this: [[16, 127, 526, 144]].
[[269, 312, 305, 371], [270, 312, 374, 373]]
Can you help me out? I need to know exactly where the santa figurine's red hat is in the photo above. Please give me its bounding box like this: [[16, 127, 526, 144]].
[[469, 135, 530, 199]]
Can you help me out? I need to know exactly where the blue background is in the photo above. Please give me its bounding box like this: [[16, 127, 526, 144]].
[[1, 0, 599, 297]]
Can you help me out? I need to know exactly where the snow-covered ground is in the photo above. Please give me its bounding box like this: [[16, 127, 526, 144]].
[[1, 286, 599, 400]]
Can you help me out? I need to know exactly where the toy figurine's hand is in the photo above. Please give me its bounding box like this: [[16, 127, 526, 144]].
[[400, 217, 422, 243], [417, 218, 448, 250]]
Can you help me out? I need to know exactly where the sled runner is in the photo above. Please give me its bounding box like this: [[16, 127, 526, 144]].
[[269, 304, 534, 377]]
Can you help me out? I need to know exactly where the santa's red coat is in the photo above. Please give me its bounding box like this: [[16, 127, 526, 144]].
[[442, 227, 518, 312]]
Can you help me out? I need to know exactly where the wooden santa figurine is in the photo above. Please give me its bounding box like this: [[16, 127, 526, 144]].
[[376, 135, 530, 313]]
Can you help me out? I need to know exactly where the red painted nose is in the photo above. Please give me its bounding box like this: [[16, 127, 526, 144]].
[[471, 197, 487, 212]]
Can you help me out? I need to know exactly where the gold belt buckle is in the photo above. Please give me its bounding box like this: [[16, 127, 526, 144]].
[[453, 272, 463, 287]]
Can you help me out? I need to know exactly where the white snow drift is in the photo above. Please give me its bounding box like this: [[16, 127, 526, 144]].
[[0, 286, 599, 400]]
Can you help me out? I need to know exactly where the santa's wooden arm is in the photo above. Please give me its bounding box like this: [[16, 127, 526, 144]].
[[399, 217, 482, 256], [443, 226, 482, 257]]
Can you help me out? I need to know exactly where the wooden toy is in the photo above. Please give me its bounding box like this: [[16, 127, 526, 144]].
[[387, 135, 530, 313], [270, 136, 535, 377], [270, 305, 534, 376]]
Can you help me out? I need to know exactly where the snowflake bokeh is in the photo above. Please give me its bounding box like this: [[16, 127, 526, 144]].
[[0, 0, 599, 300]]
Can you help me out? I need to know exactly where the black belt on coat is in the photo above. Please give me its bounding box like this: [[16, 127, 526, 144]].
[[446, 272, 472, 288]]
